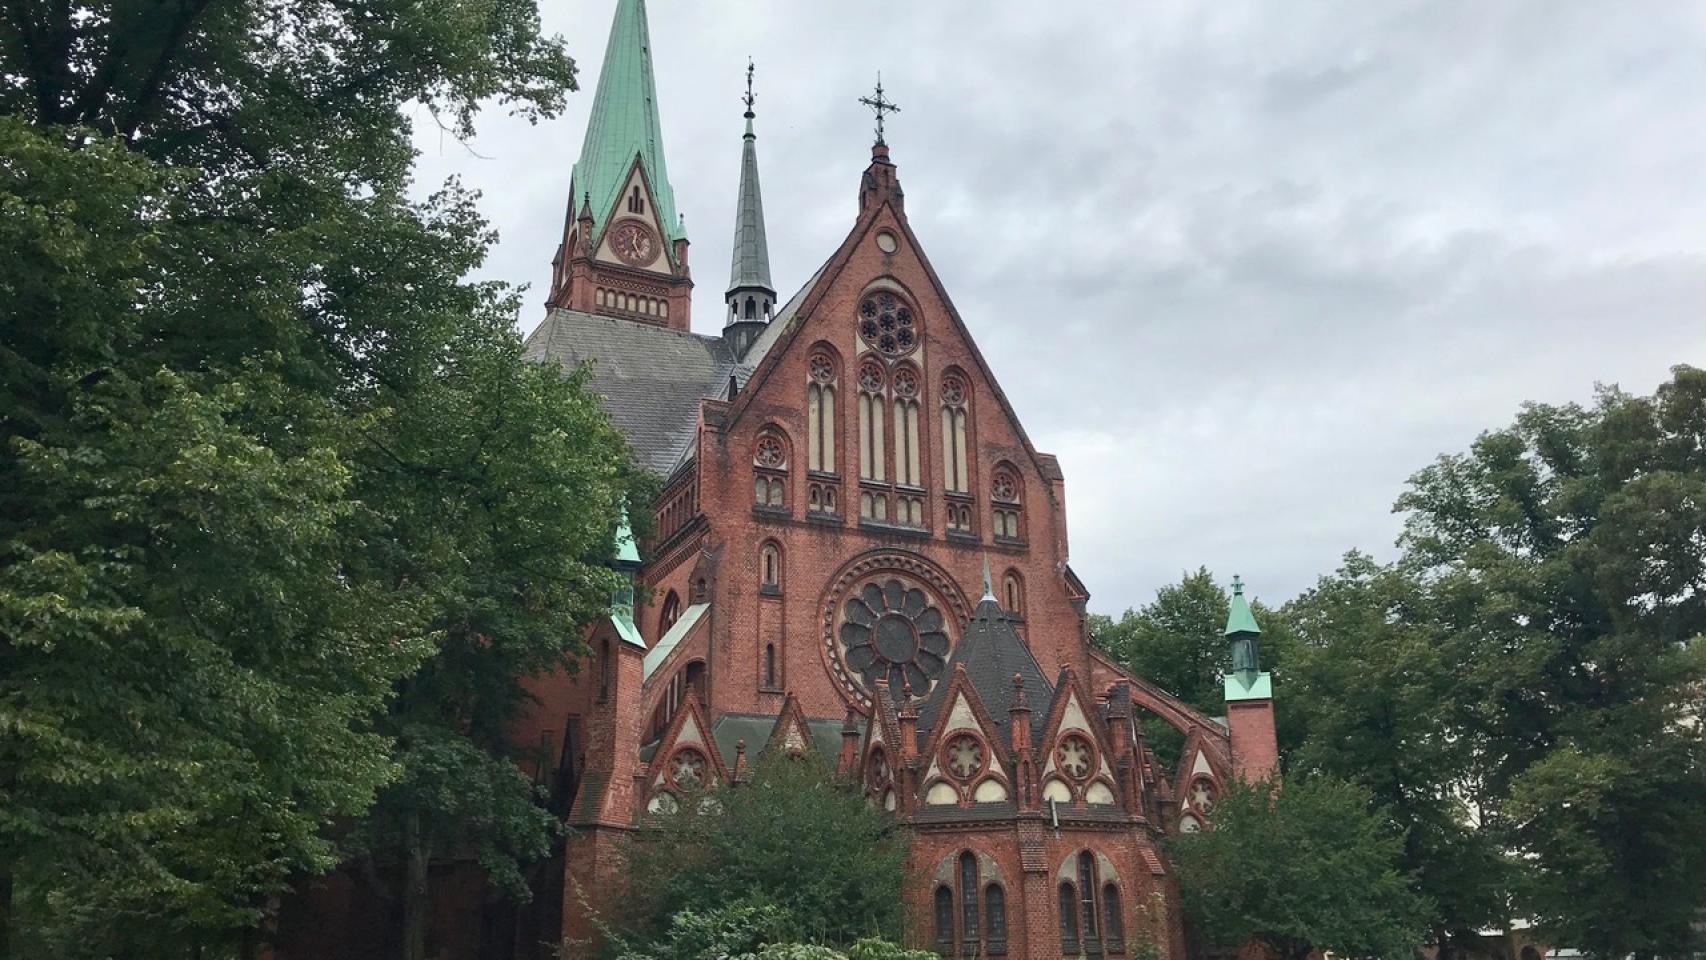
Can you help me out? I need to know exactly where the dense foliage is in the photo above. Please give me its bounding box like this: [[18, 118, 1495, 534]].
[[620, 755, 906, 951], [1122, 367, 1706, 959], [610, 904, 934, 960], [0, 0, 640, 956], [1169, 776, 1429, 960]]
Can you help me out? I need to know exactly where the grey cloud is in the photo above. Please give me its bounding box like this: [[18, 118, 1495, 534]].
[[411, 0, 1706, 614]]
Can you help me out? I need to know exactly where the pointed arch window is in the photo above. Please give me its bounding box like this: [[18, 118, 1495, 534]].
[[934, 887, 955, 954], [941, 372, 970, 495], [760, 541, 783, 595], [754, 429, 788, 511], [628, 186, 645, 214], [763, 643, 778, 689], [858, 359, 886, 485], [1102, 884, 1125, 954], [992, 465, 1023, 542], [1059, 882, 1080, 956], [985, 884, 1007, 954], [807, 352, 839, 476], [659, 591, 681, 637], [1003, 570, 1024, 618], [959, 853, 980, 957]]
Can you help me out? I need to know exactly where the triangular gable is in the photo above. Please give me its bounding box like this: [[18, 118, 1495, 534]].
[[718, 164, 1057, 490], [591, 155, 675, 273], [763, 692, 815, 758], [648, 689, 729, 790], [1036, 665, 1117, 779], [920, 663, 1010, 780]]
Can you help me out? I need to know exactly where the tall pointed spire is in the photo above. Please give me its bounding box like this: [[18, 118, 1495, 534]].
[[725, 58, 776, 348], [545, 0, 693, 328], [571, 0, 682, 247]]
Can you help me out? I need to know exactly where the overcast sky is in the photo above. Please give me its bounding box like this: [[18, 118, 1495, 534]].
[[410, 0, 1706, 618]]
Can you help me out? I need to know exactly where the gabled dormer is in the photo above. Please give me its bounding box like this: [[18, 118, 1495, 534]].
[[917, 664, 1014, 809], [1036, 666, 1123, 811], [642, 689, 727, 816]]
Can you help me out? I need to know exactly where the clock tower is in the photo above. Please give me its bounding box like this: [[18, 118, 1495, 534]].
[[544, 0, 694, 330]]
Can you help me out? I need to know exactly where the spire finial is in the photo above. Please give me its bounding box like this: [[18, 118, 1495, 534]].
[[742, 58, 756, 119], [858, 73, 901, 145], [1231, 574, 1245, 596]]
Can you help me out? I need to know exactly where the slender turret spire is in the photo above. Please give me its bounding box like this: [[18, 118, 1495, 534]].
[[1225, 575, 1263, 688], [725, 58, 775, 351]]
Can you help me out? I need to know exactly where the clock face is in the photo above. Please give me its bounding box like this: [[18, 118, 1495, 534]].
[[610, 220, 658, 267]]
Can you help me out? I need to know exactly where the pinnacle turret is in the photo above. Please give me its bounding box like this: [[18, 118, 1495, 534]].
[[725, 59, 775, 352]]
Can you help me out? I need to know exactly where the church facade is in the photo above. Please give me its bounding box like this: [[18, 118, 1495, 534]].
[[274, 2, 1278, 957]]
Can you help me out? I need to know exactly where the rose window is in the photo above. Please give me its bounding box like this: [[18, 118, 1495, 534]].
[[858, 292, 917, 357], [1191, 779, 1216, 811], [992, 471, 1018, 502], [892, 366, 919, 398], [754, 435, 785, 468], [839, 578, 950, 697], [946, 735, 984, 779], [672, 749, 707, 789], [941, 375, 965, 406], [857, 360, 885, 393], [809, 354, 836, 384], [1057, 736, 1092, 779]]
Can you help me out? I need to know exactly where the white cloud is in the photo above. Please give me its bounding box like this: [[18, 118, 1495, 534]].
[[410, 0, 1706, 613]]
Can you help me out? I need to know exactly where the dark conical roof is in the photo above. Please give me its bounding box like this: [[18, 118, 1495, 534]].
[[918, 597, 1052, 743]]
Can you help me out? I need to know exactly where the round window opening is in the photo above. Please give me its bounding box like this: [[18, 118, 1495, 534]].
[[875, 230, 898, 253], [839, 577, 949, 696], [857, 292, 917, 357]]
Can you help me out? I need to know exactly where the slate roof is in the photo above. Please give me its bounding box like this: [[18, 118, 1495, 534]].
[[918, 597, 1053, 744], [709, 712, 852, 768], [523, 309, 743, 475]]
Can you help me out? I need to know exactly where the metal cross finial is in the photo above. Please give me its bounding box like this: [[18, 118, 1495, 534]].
[[858, 73, 901, 145], [742, 58, 756, 119]]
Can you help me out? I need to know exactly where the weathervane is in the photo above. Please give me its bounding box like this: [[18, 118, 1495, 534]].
[[858, 73, 900, 145], [742, 57, 756, 119]]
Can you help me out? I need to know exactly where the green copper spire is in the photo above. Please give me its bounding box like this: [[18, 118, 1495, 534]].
[[726, 58, 773, 303], [1224, 574, 1261, 638], [1225, 575, 1267, 696], [571, 0, 683, 248]]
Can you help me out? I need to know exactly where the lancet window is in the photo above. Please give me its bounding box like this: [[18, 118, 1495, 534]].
[[933, 852, 1007, 957]]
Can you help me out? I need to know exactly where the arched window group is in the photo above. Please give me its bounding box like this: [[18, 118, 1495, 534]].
[[595, 287, 668, 319], [753, 429, 787, 510], [1059, 851, 1124, 956], [934, 852, 1007, 957], [806, 351, 840, 516], [991, 465, 1023, 541], [627, 186, 645, 214]]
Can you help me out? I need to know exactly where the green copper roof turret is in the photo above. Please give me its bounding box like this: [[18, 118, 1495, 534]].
[[1224, 574, 1261, 637], [571, 0, 683, 247]]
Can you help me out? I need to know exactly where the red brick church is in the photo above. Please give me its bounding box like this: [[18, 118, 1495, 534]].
[[277, 1, 1278, 957]]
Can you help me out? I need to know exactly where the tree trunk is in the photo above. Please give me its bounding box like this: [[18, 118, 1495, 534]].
[[0, 869, 12, 960], [403, 811, 430, 960]]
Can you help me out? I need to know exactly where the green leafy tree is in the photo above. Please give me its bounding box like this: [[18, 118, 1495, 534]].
[[1280, 553, 1509, 959], [621, 754, 906, 950], [1395, 365, 1706, 959], [1170, 776, 1429, 960], [0, 0, 629, 955]]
